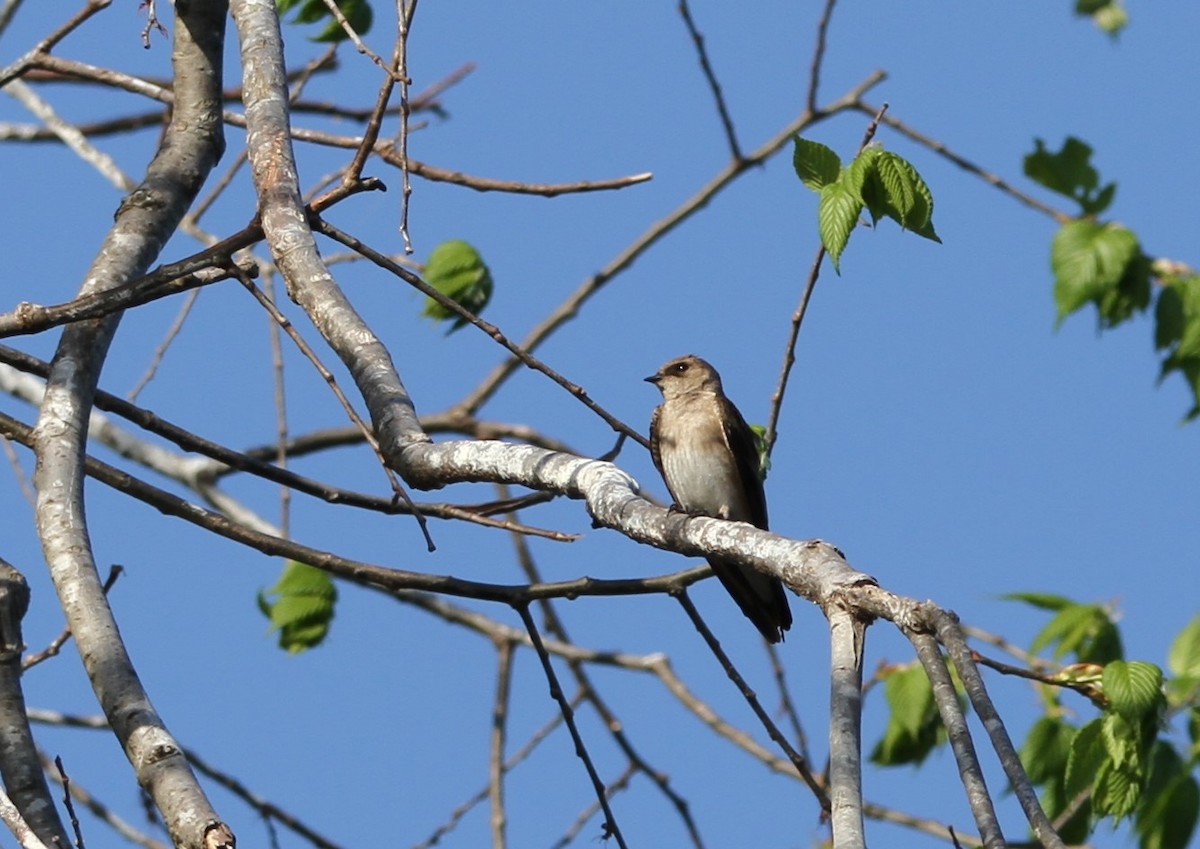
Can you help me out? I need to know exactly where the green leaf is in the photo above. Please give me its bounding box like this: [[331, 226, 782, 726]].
[[1029, 600, 1122, 663], [1051, 220, 1139, 322], [1024, 136, 1117, 214], [422, 239, 494, 332], [817, 179, 862, 272], [869, 663, 946, 766], [1137, 770, 1200, 849], [792, 136, 841, 191], [858, 150, 940, 242], [1020, 716, 1076, 784], [314, 0, 372, 42], [748, 423, 771, 482], [1065, 719, 1106, 800], [1103, 661, 1164, 722], [1076, 0, 1129, 35], [1095, 252, 1151, 328], [1094, 758, 1141, 821], [1001, 591, 1073, 612], [277, 0, 374, 42], [259, 561, 337, 653], [1169, 615, 1200, 679]]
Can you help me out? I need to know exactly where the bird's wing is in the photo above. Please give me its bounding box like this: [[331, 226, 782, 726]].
[[718, 396, 769, 530], [648, 403, 665, 475]]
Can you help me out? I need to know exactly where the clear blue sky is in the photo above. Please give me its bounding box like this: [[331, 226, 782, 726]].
[[2, 2, 1198, 847]]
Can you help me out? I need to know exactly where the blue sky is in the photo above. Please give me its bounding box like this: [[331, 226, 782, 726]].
[[2, 2, 1198, 847]]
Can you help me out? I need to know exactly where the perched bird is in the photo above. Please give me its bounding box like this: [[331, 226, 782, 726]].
[[646, 354, 793, 643]]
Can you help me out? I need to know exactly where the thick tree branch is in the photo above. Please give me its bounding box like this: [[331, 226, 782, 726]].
[[28, 2, 233, 847]]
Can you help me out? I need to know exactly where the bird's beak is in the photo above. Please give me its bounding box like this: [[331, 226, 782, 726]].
[[644, 374, 661, 385]]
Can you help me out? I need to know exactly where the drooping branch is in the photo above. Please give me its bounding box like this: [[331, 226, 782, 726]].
[[908, 631, 1005, 849]]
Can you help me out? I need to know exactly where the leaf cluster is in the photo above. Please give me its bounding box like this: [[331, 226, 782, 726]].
[[792, 136, 940, 271], [1026, 136, 1200, 419], [870, 598, 1200, 849]]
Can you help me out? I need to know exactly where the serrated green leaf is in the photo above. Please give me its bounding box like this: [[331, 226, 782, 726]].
[[817, 179, 862, 272], [1020, 716, 1076, 784], [873, 152, 917, 223], [858, 150, 941, 242], [422, 239, 494, 332], [259, 561, 337, 653], [1094, 758, 1141, 821], [1051, 220, 1139, 321], [1169, 615, 1200, 679], [792, 136, 841, 191], [843, 146, 878, 200], [1104, 661, 1163, 723]]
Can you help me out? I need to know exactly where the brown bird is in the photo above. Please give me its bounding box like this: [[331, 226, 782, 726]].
[[646, 354, 793, 642]]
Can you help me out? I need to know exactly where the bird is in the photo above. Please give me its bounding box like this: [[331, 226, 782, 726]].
[[645, 354, 793, 643]]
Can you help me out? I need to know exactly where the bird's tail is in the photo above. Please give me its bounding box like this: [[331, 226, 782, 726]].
[[707, 558, 793, 643]]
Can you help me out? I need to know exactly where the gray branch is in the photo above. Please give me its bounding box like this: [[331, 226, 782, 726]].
[[0, 560, 70, 849], [826, 605, 866, 849], [28, 1, 234, 847], [909, 630, 1004, 848]]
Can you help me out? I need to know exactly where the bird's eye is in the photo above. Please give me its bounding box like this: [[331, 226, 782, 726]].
[[673, 362, 688, 373]]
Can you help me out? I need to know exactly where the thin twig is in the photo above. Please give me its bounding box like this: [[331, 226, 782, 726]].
[[23, 565, 123, 669], [675, 590, 829, 808], [765, 102, 888, 454], [396, 0, 418, 252], [514, 604, 628, 849], [456, 70, 886, 416], [232, 266, 435, 551], [489, 640, 514, 849], [53, 757, 86, 849], [806, 0, 840, 113], [312, 217, 650, 449], [125, 289, 200, 402], [677, 0, 741, 160], [857, 102, 1071, 224]]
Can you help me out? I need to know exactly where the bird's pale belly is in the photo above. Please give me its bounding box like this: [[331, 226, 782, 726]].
[[661, 445, 751, 522]]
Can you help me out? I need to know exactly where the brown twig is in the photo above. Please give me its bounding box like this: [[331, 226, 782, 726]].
[[765, 102, 888, 454], [674, 590, 829, 808], [311, 216, 651, 449], [456, 70, 887, 417], [677, 0, 741, 160], [806, 0, 841, 113], [231, 266, 436, 552], [857, 101, 1071, 224], [515, 603, 628, 849]]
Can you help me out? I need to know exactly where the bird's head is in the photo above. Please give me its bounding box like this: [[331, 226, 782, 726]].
[[645, 354, 723, 399]]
